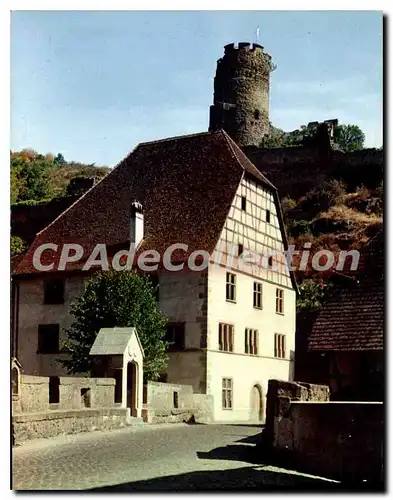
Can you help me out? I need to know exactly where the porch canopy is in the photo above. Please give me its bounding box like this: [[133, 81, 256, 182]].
[[89, 327, 144, 417]]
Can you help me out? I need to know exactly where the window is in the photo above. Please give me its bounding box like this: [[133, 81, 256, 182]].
[[226, 272, 236, 302], [44, 278, 65, 305], [254, 109, 261, 120], [253, 282, 262, 309], [245, 328, 258, 355], [276, 288, 284, 314], [274, 334, 286, 358], [222, 378, 233, 409], [219, 323, 234, 352], [38, 324, 60, 354], [266, 210, 271, 223], [238, 243, 244, 257], [165, 323, 185, 350], [241, 196, 247, 211], [268, 256, 273, 268]]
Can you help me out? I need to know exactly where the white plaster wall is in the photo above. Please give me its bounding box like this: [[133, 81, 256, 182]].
[[16, 275, 86, 376], [206, 177, 296, 422], [206, 266, 295, 421]]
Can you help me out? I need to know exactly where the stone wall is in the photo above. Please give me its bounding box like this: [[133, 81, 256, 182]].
[[12, 375, 122, 445], [143, 381, 213, 424], [264, 379, 330, 449], [263, 379, 384, 484], [13, 375, 116, 413], [274, 401, 384, 484], [13, 408, 128, 445]]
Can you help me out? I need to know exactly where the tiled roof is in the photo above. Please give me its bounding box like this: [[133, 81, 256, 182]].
[[309, 231, 384, 351], [14, 130, 284, 276]]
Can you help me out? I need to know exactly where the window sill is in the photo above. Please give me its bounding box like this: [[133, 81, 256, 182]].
[[275, 312, 285, 316], [222, 407, 233, 410], [253, 306, 263, 311], [226, 299, 237, 304]]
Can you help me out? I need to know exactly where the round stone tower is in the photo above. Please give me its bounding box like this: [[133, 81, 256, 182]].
[[209, 42, 275, 147]]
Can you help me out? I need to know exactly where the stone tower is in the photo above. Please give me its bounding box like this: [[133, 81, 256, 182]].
[[209, 42, 275, 147]]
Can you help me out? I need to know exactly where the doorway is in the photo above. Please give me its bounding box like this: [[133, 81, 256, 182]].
[[250, 384, 264, 422], [127, 361, 138, 417]]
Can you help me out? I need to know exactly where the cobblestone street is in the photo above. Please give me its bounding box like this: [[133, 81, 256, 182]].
[[12, 423, 339, 491]]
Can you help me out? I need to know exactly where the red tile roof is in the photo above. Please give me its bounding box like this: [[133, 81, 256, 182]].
[[309, 231, 384, 351], [14, 130, 292, 280]]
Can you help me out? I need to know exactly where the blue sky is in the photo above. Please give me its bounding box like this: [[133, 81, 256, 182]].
[[11, 11, 383, 166]]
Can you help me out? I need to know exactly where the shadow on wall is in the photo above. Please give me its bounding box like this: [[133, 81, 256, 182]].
[[88, 466, 342, 492]]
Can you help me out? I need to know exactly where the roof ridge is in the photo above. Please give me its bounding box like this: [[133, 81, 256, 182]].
[[137, 130, 218, 147], [221, 130, 277, 189]]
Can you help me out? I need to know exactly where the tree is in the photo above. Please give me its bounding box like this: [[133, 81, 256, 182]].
[[10, 150, 55, 202], [334, 124, 365, 152], [10, 236, 26, 257], [54, 153, 66, 165], [60, 270, 169, 381], [297, 280, 333, 311]]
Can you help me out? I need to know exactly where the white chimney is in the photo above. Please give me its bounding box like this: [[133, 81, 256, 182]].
[[130, 201, 144, 248]]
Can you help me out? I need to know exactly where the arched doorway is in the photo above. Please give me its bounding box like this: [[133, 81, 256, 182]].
[[250, 384, 264, 423], [127, 361, 138, 417]]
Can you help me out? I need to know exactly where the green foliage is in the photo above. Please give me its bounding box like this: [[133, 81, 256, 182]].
[[10, 149, 110, 203], [301, 179, 346, 217], [11, 150, 55, 203], [54, 153, 66, 165], [60, 271, 169, 381], [334, 124, 365, 152], [297, 280, 334, 311], [286, 219, 311, 238], [10, 236, 27, 257]]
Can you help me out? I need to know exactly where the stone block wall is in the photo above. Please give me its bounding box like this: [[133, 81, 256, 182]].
[[19, 375, 50, 413], [264, 379, 330, 449], [13, 375, 116, 414], [58, 377, 115, 410], [274, 401, 384, 484], [263, 378, 384, 484], [144, 381, 213, 424], [13, 408, 128, 445]]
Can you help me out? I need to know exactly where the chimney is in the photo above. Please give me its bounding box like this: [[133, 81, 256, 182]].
[[130, 201, 144, 248]]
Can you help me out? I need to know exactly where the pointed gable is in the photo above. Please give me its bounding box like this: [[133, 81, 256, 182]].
[[14, 130, 280, 275]]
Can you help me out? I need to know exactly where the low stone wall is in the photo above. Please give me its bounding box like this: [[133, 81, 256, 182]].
[[144, 381, 213, 424], [13, 375, 115, 413], [18, 375, 50, 413], [274, 401, 384, 484], [58, 377, 115, 410], [263, 379, 384, 484], [264, 379, 330, 449], [13, 407, 128, 445]]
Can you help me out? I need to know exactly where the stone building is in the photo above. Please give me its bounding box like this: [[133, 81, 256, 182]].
[[209, 42, 275, 147], [12, 129, 297, 423]]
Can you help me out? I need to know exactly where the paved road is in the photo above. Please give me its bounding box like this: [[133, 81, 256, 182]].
[[12, 423, 339, 491]]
